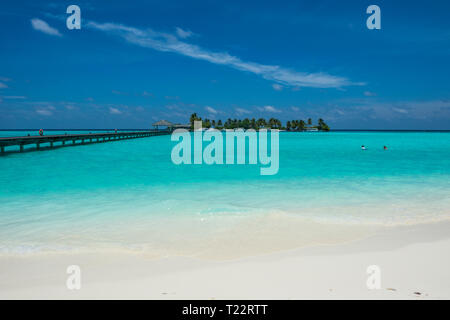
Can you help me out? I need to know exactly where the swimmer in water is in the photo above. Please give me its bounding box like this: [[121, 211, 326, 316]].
[[384, 146, 388, 150], [361, 145, 366, 150]]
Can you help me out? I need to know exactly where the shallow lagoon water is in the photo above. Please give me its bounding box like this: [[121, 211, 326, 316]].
[[1, 131, 449, 255]]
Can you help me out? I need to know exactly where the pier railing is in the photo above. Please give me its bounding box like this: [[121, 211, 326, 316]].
[[0, 130, 170, 154]]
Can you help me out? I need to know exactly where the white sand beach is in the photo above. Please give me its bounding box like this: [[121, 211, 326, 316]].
[[1, 220, 449, 299]]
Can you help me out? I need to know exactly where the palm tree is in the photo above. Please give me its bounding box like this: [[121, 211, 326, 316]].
[[190, 113, 202, 130], [298, 120, 306, 131], [291, 120, 297, 130], [226, 118, 232, 129], [257, 118, 266, 128], [242, 118, 250, 129], [286, 121, 291, 131], [190, 113, 197, 129], [307, 118, 312, 125], [203, 118, 211, 128], [317, 118, 330, 131], [268, 118, 281, 129]]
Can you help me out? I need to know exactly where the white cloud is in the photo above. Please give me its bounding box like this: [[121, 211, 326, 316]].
[[0, 82, 8, 89], [109, 107, 122, 114], [364, 91, 377, 97], [112, 90, 127, 95], [272, 84, 283, 91], [36, 108, 53, 116], [291, 106, 300, 112], [31, 18, 62, 37], [313, 100, 450, 123], [86, 21, 359, 88], [175, 27, 193, 39], [259, 105, 281, 113], [3, 96, 26, 99], [393, 107, 408, 114], [235, 107, 251, 115], [205, 106, 218, 114]]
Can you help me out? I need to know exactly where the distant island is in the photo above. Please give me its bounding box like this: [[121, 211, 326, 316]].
[[189, 113, 330, 131]]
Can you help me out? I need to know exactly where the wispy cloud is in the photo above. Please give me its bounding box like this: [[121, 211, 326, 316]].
[[272, 83, 283, 91], [35, 105, 55, 116], [392, 107, 408, 114], [31, 18, 62, 37], [296, 99, 450, 125], [112, 90, 127, 95], [109, 107, 122, 114], [205, 106, 218, 114], [364, 91, 377, 97], [175, 27, 193, 39], [0, 82, 8, 89], [2, 96, 26, 99], [235, 107, 251, 115], [86, 21, 360, 88], [258, 105, 281, 113]]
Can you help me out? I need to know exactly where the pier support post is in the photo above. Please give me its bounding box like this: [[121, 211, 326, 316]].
[[50, 142, 53, 148], [36, 143, 40, 150], [20, 145, 24, 152], [62, 141, 65, 145], [73, 140, 76, 144], [1, 146, 4, 153]]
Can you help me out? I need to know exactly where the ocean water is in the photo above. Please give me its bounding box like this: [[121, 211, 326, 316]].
[[1, 131, 449, 256]]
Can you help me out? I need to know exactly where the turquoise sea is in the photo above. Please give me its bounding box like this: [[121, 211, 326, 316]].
[[1, 131, 450, 255]]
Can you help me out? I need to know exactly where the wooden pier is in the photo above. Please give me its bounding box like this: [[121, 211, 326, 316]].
[[0, 130, 170, 154]]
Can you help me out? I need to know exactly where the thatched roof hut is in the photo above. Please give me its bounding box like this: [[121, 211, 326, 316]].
[[152, 120, 174, 130]]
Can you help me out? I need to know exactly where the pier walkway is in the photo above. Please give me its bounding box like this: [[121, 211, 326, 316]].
[[0, 130, 170, 154]]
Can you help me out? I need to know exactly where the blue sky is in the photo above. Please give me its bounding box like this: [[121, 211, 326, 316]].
[[1, 0, 449, 129]]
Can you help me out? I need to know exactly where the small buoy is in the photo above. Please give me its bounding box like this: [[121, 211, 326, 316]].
[[39, 129, 44, 136]]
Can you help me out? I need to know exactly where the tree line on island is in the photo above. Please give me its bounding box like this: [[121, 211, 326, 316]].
[[189, 113, 330, 131]]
